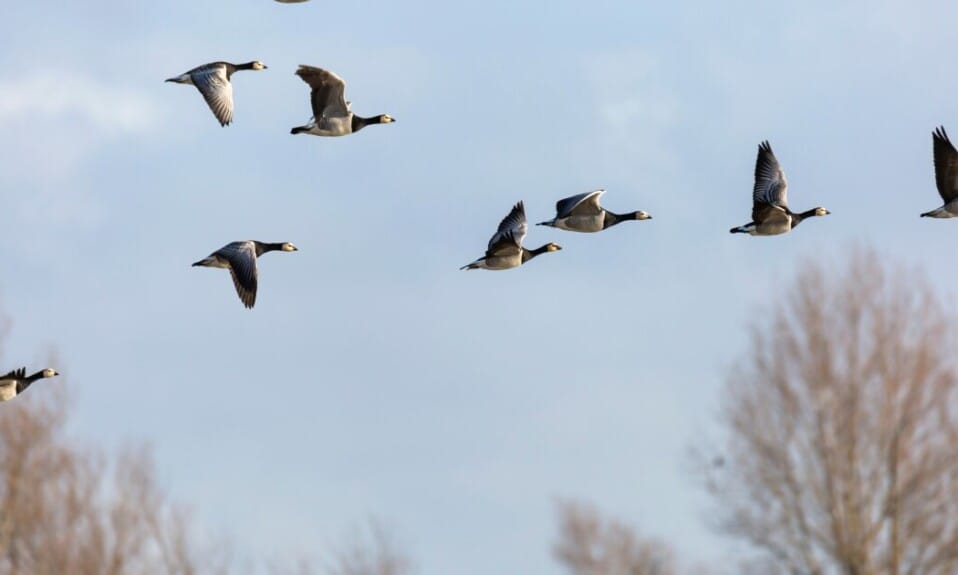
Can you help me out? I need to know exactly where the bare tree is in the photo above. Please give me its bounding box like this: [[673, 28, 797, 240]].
[[553, 499, 677, 575], [326, 519, 414, 575], [701, 248, 958, 575], [0, 379, 231, 575], [267, 519, 414, 575]]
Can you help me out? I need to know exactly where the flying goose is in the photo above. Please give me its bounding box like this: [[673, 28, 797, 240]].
[[920, 126, 958, 218], [290, 65, 395, 137], [165, 61, 267, 126], [730, 141, 830, 235], [192, 241, 297, 309], [0, 368, 59, 402], [461, 202, 562, 270], [537, 190, 651, 232]]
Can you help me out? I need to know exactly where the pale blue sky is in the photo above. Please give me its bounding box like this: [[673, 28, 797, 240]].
[[2, 1, 958, 573]]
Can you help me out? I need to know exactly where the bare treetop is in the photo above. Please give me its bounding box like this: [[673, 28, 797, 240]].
[[701, 248, 958, 575], [553, 499, 677, 575]]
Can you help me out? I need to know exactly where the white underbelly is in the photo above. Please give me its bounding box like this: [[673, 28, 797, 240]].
[[0, 384, 16, 401], [481, 254, 522, 270]]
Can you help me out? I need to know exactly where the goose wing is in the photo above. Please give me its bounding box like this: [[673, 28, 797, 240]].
[[752, 203, 790, 226], [753, 141, 788, 208], [555, 190, 604, 217], [215, 241, 259, 308], [191, 64, 234, 126], [486, 201, 527, 253], [0, 368, 24, 383], [933, 126, 958, 202], [296, 65, 349, 119]]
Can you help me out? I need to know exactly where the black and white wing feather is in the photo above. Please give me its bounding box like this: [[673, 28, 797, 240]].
[[295, 65, 349, 119], [486, 201, 527, 255], [555, 190, 604, 218], [753, 141, 788, 209], [191, 64, 234, 126], [933, 126, 958, 203], [216, 241, 259, 308], [0, 368, 25, 383]]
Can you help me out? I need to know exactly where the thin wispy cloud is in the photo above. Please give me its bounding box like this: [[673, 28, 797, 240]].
[[0, 70, 160, 234], [0, 70, 158, 134]]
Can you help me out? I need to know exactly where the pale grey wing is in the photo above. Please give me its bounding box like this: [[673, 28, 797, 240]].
[[216, 242, 258, 308], [296, 65, 348, 119], [752, 203, 789, 226], [556, 190, 604, 217], [192, 66, 234, 126], [933, 126, 958, 202], [753, 141, 788, 208], [487, 201, 527, 250], [486, 232, 522, 257]]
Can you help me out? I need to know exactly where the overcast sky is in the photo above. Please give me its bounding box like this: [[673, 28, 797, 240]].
[[2, 1, 958, 573]]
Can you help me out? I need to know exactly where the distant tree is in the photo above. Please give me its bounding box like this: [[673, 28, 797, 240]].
[[326, 520, 414, 575], [700, 248, 958, 575], [0, 371, 230, 574], [553, 499, 677, 575], [269, 519, 413, 575]]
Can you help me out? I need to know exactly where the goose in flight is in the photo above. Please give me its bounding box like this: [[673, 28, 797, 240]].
[[192, 241, 297, 309], [291, 65, 395, 137], [537, 190, 651, 232], [0, 368, 59, 402], [165, 60, 267, 126], [730, 141, 829, 235], [921, 126, 958, 218], [461, 202, 561, 270]]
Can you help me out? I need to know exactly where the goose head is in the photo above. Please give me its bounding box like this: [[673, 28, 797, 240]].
[[251, 61, 268, 71], [634, 211, 652, 220], [378, 114, 395, 124], [814, 207, 830, 217], [545, 243, 562, 252], [41, 368, 59, 378], [280, 242, 298, 252]]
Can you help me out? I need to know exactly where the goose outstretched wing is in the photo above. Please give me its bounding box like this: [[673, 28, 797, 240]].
[[753, 141, 788, 208], [487, 201, 527, 254], [191, 64, 234, 126], [296, 65, 349, 119], [216, 241, 259, 308], [555, 190, 604, 217], [933, 126, 958, 203], [0, 368, 25, 383]]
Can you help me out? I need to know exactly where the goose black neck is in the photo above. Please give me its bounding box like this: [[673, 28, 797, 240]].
[[25, 371, 46, 383], [603, 211, 640, 229], [790, 208, 819, 228], [522, 244, 552, 262], [351, 115, 385, 132], [227, 62, 258, 78], [254, 242, 286, 256]]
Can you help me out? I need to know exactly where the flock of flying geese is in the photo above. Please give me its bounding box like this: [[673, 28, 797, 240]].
[[4, 0, 958, 402]]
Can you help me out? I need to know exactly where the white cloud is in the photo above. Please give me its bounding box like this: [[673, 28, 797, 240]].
[[576, 49, 680, 186], [0, 70, 160, 231], [0, 70, 157, 134]]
